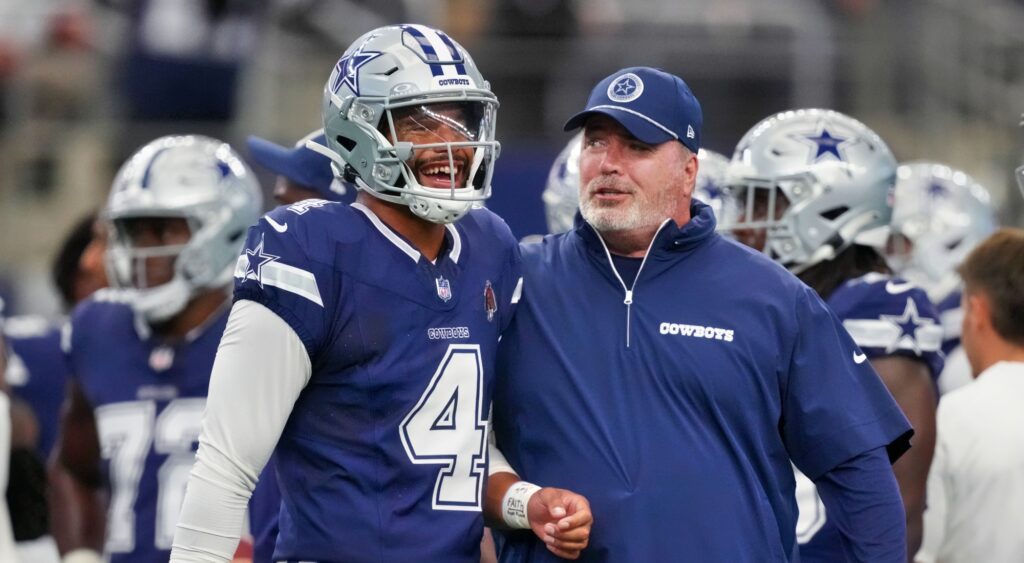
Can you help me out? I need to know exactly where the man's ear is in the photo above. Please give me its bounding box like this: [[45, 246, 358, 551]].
[[965, 291, 991, 335]]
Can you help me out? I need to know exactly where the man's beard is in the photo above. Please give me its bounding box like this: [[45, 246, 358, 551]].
[[579, 176, 679, 233]]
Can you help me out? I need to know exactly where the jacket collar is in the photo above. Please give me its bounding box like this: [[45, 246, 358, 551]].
[[573, 199, 718, 259]]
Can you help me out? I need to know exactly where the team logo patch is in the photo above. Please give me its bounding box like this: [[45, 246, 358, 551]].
[[149, 345, 174, 372], [607, 73, 644, 103], [330, 36, 382, 95], [436, 276, 453, 302], [484, 280, 497, 322], [242, 233, 279, 288]]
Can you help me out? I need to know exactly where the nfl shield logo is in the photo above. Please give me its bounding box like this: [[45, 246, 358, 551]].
[[436, 276, 453, 302], [484, 280, 497, 322]]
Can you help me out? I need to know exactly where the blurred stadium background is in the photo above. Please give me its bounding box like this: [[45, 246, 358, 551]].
[[1, 0, 1022, 319]]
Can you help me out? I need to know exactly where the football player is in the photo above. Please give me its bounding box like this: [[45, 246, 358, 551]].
[[171, 24, 589, 563], [49, 135, 262, 563], [724, 109, 943, 560], [542, 133, 737, 234], [886, 162, 997, 395], [4, 213, 107, 563]]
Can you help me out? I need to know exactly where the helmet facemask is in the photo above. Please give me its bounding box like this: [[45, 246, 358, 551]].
[[106, 215, 195, 323], [320, 24, 501, 225], [324, 91, 499, 224], [103, 134, 262, 324]]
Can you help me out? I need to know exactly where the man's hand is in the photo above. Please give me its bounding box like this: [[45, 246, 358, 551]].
[[527, 488, 592, 560]]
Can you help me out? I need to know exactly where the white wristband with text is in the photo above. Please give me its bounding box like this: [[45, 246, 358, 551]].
[[502, 481, 541, 529]]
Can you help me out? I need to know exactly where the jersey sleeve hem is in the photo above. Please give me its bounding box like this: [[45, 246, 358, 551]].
[[234, 290, 317, 359], [795, 405, 913, 480]]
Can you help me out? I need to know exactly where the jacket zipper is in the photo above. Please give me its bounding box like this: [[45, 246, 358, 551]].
[[590, 220, 671, 348]]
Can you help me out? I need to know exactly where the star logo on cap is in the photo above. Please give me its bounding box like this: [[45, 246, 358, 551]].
[[330, 37, 382, 96], [243, 233, 279, 288], [613, 78, 637, 97], [606, 72, 644, 102], [801, 128, 848, 162]]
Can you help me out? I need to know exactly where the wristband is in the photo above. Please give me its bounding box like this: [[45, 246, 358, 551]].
[[501, 481, 541, 529]]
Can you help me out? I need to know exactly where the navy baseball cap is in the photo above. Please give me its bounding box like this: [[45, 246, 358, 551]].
[[247, 129, 347, 201], [564, 66, 702, 153]]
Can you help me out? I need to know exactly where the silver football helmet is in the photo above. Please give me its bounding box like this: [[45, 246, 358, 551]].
[[887, 161, 996, 301], [541, 137, 736, 235], [318, 24, 500, 224], [692, 149, 739, 231], [723, 109, 897, 271], [541, 133, 583, 234], [104, 135, 263, 323]]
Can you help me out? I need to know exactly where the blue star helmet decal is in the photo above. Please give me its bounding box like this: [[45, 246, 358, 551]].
[[243, 233, 280, 288], [330, 38, 383, 96], [926, 181, 949, 199], [802, 128, 848, 163]]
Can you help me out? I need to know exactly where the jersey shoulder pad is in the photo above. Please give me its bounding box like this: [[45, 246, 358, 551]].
[[829, 274, 945, 374], [3, 315, 54, 339], [461, 207, 518, 250]]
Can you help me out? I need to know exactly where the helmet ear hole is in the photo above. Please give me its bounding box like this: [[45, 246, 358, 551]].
[[336, 135, 357, 152], [819, 206, 849, 221]]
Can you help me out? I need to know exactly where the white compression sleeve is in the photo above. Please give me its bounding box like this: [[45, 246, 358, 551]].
[[488, 427, 516, 477], [170, 300, 311, 562]]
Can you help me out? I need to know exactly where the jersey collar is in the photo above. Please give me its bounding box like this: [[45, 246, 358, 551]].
[[352, 202, 462, 265]]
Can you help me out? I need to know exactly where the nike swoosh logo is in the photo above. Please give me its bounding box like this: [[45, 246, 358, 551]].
[[885, 281, 915, 294], [853, 351, 867, 364], [265, 216, 288, 233]]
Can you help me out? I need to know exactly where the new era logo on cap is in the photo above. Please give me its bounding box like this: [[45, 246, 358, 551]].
[[564, 66, 703, 153]]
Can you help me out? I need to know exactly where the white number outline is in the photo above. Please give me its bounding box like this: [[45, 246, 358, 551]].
[[399, 344, 488, 511], [96, 398, 204, 552]]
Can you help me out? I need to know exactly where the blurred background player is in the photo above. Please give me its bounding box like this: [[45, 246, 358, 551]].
[[723, 108, 943, 560], [246, 128, 356, 206], [541, 132, 736, 235], [4, 212, 107, 563], [49, 135, 261, 563], [886, 162, 997, 395]]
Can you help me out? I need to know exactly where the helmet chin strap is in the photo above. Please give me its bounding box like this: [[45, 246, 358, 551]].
[[130, 277, 192, 324]]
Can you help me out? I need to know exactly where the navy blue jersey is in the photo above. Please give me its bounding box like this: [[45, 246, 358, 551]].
[[828, 273, 945, 379], [5, 316, 70, 458], [233, 200, 521, 563], [491, 204, 911, 562], [796, 273, 943, 561], [64, 290, 228, 563]]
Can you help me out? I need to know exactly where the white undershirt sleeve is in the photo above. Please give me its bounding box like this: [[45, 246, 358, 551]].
[[488, 425, 516, 477], [170, 300, 312, 563]]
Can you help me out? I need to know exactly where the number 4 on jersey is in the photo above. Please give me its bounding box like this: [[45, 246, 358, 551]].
[[400, 344, 488, 511]]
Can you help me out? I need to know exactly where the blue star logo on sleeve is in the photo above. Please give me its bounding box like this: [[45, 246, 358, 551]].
[[879, 297, 934, 354], [330, 39, 383, 95], [801, 128, 848, 162], [243, 233, 279, 288]]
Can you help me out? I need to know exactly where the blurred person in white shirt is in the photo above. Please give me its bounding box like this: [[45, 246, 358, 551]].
[[916, 228, 1024, 563]]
